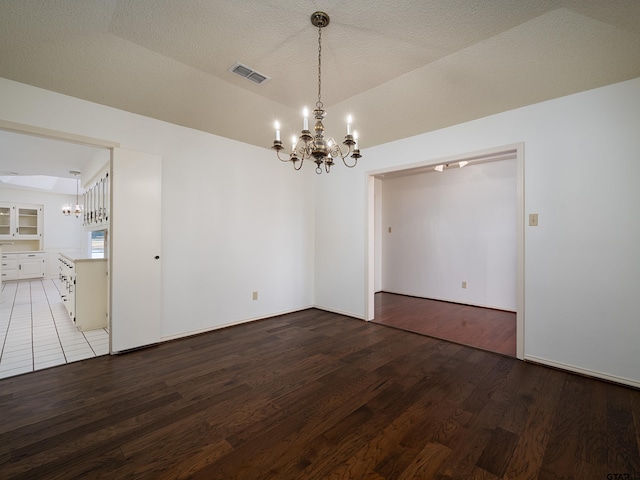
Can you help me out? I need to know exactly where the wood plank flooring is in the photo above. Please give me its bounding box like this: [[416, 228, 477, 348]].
[[1, 308, 639, 479], [374, 292, 517, 356]]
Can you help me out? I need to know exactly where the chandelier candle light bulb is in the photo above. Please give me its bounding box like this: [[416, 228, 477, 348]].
[[274, 121, 281, 142], [271, 11, 362, 174]]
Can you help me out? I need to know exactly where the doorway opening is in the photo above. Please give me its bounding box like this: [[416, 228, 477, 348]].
[[0, 120, 118, 379], [365, 144, 524, 359]]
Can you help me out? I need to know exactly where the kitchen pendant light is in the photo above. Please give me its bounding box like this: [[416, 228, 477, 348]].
[[62, 171, 83, 218]]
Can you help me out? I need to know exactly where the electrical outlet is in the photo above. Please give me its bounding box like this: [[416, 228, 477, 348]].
[[529, 213, 539, 226], [462, 281, 467, 289], [252, 291, 258, 300], [388, 227, 392, 233]]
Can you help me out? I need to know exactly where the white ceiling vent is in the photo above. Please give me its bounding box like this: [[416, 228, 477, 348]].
[[229, 62, 270, 85]]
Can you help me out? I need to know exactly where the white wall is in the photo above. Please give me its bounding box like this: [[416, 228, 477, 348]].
[[0, 77, 315, 339], [2, 75, 638, 387], [381, 160, 517, 310], [315, 77, 640, 386]]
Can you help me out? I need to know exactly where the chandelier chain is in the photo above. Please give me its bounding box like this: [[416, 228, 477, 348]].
[[317, 26, 323, 109]]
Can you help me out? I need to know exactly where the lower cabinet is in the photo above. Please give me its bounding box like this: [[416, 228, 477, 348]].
[[1, 252, 45, 281], [58, 254, 108, 331]]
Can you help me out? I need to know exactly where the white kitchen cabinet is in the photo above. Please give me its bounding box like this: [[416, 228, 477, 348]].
[[0, 203, 43, 239], [83, 169, 110, 231], [1, 251, 45, 281], [0, 205, 11, 237], [18, 252, 46, 278], [0, 203, 44, 250], [59, 254, 108, 331], [1, 253, 18, 281], [16, 205, 42, 238]]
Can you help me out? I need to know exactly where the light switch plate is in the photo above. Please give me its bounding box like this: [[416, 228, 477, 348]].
[[529, 213, 539, 226]]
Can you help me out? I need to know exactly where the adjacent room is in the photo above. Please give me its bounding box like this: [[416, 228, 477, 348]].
[[1, 1, 639, 478], [0, 132, 111, 379], [373, 155, 518, 356]]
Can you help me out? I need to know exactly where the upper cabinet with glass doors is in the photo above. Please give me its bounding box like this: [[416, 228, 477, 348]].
[[0, 204, 11, 237], [83, 169, 110, 230], [0, 203, 43, 241]]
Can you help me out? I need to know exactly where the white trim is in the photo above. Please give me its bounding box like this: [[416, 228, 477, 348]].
[[0, 119, 119, 149], [366, 144, 519, 178], [525, 354, 640, 390], [515, 143, 525, 360], [159, 305, 316, 342], [313, 304, 366, 320], [365, 175, 376, 321], [380, 290, 516, 313]]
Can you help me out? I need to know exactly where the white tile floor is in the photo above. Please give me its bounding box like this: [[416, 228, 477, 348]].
[[0, 278, 109, 380]]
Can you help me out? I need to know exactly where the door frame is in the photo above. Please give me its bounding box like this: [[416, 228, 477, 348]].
[[364, 142, 525, 360]]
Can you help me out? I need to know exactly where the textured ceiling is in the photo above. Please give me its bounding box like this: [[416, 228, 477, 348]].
[[1, 0, 640, 182]]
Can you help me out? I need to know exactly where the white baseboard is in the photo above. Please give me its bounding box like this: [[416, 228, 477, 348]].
[[524, 354, 640, 389], [160, 305, 315, 342], [379, 290, 516, 313], [313, 304, 366, 320]]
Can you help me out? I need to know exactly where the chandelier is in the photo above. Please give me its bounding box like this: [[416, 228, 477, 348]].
[[272, 12, 361, 174], [62, 170, 83, 218]]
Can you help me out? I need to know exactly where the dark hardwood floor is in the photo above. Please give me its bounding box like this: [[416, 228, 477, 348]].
[[1, 309, 639, 479], [374, 292, 517, 356]]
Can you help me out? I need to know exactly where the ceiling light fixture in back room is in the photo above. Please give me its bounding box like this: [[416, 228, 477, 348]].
[[272, 12, 362, 174], [61, 171, 83, 218]]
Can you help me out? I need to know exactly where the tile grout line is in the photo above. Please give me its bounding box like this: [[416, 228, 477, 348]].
[[30, 280, 35, 373], [83, 330, 97, 356], [43, 278, 69, 364], [0, 282, 18, 362]]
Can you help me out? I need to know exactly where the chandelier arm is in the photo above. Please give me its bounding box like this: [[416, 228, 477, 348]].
[[342, 155, 358, 168], [326, 139, 359, 168], [276, 150, 293, 162], [326, 139, 354, 161], [293, 157, 304, 170]]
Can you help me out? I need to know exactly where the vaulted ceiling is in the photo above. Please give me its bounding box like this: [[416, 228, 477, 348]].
[[1, 0, 640, 180]]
